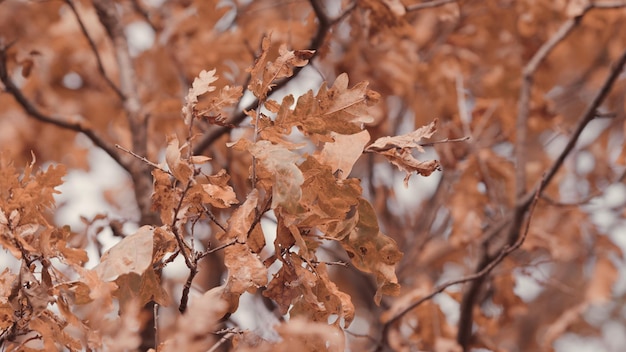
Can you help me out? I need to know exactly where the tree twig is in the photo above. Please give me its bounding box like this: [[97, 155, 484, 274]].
[[202, 205, 228, 232], [115, 143, 171, 175], [406, 0, 457, 11], [520, 49, 626, 208]]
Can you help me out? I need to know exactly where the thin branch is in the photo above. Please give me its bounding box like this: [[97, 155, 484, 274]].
[[311, 259, 349, 267], [130, 0, 158, 32], [453, 2, 626, 346], [541, 167, 626, 206], [456, 48, 626, 351], [247, 194, 272, 238], [0, 45, 127, 169], [379, 175, 543, 351], [179, 262, 198, 313], [419, 136, 470, 147], [115, 144, 171, 175], [153, 303, 159, 347], [207, 332, 235, 352], [521, 48, 626, 208], [406, 0, 457, 11], [202, 239, 239, 257], [515, 7, 587, 198], [65, 0, 125, 100], [514, 1, 626, 198], [201, 205, 228, 232], [171, 180, 195, 268], [192, 0, 355, 155]]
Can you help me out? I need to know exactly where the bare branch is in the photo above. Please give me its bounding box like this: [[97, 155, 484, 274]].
[[379, 173, 543, 352], [515, 1, 626, 199], [521, 49, 626, 207], [207, 332, 236, 352], [179, 262, 198, 313], [202, 205, 228, 232], [115, 144, 171, 175], [203, 239, 239, 257], [406, 0, 457, 11], [384, 177, 542, 324]]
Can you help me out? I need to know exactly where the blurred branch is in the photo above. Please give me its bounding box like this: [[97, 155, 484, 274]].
[[457, 48, 626, 351], [521, 50, 626, 206], [65, 0, 125, 100], [92, 0, 156, 225], [541, 164, 626, 206], [380, 177, 543, 350], [406, 0, 457, 11], [0, 45, 127, 169], [515, 0, 626, 198], [455, 2, 626, 347], [192, 0, 356, 155], [130, 0, 158, 32]]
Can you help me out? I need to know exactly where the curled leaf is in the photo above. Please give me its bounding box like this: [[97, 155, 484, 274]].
[[366, 119, 441, 186], [165, 135, 193, 183]]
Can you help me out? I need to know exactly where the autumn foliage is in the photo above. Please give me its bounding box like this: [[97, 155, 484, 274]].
[[2, 1, 626, 351]]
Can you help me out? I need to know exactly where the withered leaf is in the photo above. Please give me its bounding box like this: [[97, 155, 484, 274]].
[[318, 130, 371, 178], [248, 36, 314, 100], [95, 226, 154, 282], [341, 198, 402, 304], [366, 119, 441, 186], [165, 134, 193, 183]]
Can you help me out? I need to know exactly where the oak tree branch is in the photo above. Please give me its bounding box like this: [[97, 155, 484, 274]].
[[0, 45, 127, 170], [192, 0, 355, 155]]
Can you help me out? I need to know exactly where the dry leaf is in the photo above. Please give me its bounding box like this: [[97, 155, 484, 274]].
[[165, 134, 193, 183], [318, 130, 371, 179], [366, 119, 440, 186], [95, 226, 154, 282]]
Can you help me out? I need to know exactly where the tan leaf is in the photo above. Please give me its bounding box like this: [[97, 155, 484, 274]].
[[341, 198, 402, 304], [186, 68, 218, 105], [219, 189, 259, 243], [274, 317, 345, 352], [201, 183, 238, 208], [222, 244, 268, 312], [94, 226, 154, 282], [182, 68, 218, 125], [165, 134, 193, 183], [151, 168, 180, 225], [366, 119, 437, 152], [161, 286, 226, 352], [248, 141, 304, 211], [366, 120, 440, 185], [250, 41, 314, 100], [189, 155, 211, 164], [318, 130, 370, 178]]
